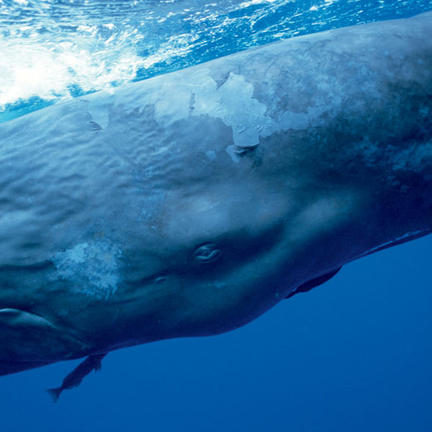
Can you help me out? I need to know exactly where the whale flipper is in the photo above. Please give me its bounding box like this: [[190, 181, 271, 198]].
[[285, 267, 342, 299]]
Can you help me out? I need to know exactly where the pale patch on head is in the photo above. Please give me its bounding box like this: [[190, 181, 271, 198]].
[[192, 72, 270, 149], [95, 65, 334, 162], [114, 69, 272, 151], [53, 241, 122, 300]]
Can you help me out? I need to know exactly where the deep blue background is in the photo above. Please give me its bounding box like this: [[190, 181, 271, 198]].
[[2, 235, 432, 431]]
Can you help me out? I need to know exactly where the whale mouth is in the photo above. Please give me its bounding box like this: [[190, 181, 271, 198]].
[[357, 229, 431, 260]]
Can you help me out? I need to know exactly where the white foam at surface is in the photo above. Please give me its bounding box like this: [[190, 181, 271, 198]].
[[0, 32, 194, 111], [0, 38, 130, 108]]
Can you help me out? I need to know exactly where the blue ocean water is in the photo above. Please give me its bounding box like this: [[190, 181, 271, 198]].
[[2, 1, 432, 431]]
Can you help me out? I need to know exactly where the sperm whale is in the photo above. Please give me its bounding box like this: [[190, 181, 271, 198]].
[[0, 12, 430, 396]]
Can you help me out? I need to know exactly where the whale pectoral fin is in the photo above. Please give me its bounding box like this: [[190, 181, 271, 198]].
[[285, 266, 342, 299], [0, 308, 88, 366]]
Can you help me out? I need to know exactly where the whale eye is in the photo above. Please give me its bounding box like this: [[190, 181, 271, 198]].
[[194, 243, 222, 264]]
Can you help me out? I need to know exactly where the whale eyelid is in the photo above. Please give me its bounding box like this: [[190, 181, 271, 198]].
[[193, 243, 222, 264]]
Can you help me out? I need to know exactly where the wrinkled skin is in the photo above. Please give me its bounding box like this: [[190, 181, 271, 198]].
[[0, 12, 431, 375]]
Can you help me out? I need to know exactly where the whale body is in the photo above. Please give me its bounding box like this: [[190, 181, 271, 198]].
[[0, 11, 431, 378]]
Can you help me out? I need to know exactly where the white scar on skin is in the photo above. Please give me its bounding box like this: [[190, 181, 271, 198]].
[[53, 241, 122, 300]]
